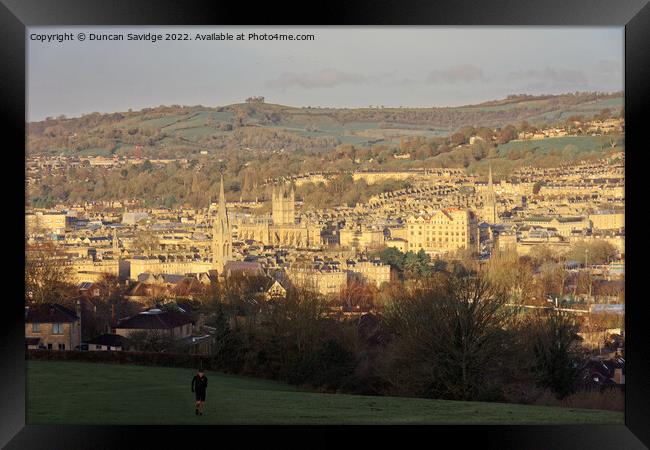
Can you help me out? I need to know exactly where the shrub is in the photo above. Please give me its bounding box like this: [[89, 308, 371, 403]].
[[286, 339, 355, 389], [529, 311, 585, 399], [533, 387, 624, 411]]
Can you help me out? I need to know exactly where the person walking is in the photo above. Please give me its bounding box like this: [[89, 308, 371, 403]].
[[191, 370, 208, 416]]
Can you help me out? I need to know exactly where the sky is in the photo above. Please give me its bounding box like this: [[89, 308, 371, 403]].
[[27, 26, 624, 121]]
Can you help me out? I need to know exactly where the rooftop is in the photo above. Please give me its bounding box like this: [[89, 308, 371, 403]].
[[115, 308, 194, 330], [25, 303, 78, 324]]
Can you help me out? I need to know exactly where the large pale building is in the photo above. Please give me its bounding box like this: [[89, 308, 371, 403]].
[[285, 264, 348, 297], [406, 208, 478, 255], [346, 260, 391, 287], [237, 183, 322, 248], [524, 216, 590, 237], [589, 211, 625, 231], [26, 211, 73, 234], [339, 224, 385, 250], [71, 259, 121, 283], [126, 258, 213, 281]]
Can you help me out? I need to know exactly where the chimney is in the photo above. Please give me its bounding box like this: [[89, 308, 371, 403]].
[[614, 368, 623, 384]]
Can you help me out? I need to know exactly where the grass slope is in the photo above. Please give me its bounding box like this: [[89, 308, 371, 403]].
[[497, 135, 624, 156], [27, 361, 623, 425], [28, 93, 623, 157]]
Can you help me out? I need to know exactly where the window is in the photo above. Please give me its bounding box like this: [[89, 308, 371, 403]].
[[32, 323, 40, 333], [47, 343, 52, 350], [95, 345, 102, 350], [52, 323, 64, 334], [58, 343, 65, 350]]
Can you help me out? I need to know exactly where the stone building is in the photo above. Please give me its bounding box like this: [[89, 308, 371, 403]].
[[25, 302, 81, 351], [237, 183, 322, 247], [495, 229, 518, 252], [589, 211, 625, 231], [406, 208, 478, 255], [339, 223, 385, 250], [272, 183, 295, 225], [345, 260, 391, 287], [126, 258, 213, 281], [285, 263, 348, 297], [26, 211, 74, 234], [524, 216, 590, 237]]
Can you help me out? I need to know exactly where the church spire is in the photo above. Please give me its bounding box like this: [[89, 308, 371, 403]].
[[484, 162, 497, 224], [219, 175, 226, 217], [487, 162, 493, 189], [213, 174, 232, 274], [112, 227, 119, 256]]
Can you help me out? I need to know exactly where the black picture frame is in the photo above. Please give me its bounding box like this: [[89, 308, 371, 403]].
[[2, 0, 648, 448]]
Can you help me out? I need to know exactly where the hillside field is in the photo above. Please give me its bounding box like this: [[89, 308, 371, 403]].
[[27, 93, 623, 157], [26, 361, 624, 425], [496, 135, 624, 157]]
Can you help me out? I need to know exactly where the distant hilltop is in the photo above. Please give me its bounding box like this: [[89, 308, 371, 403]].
[[27, 91, 623, 159]]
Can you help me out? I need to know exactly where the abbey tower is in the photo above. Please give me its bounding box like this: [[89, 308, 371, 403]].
[[272, 183, 295, 226]]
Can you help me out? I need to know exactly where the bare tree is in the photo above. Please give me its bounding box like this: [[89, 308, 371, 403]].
[[25, 241, 76, 305], [381, 272, 514, 400]]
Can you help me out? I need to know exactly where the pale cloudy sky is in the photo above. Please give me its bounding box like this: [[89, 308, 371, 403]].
[[27, 26, 623, 121]]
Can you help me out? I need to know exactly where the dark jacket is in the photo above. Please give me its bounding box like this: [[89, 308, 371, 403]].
[[192, 375, 208, 393]]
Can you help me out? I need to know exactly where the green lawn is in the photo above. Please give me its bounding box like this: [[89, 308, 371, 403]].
[[26, 361, 623, 425]]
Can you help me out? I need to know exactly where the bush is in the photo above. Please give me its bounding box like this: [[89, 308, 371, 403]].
[[529, 311, 585, 399], [287, 339, 355, 389], [533, 387, 624, 412], [210, 331, 245, 374], [241, 335, 285, 380], [27, 349, 207, 370]]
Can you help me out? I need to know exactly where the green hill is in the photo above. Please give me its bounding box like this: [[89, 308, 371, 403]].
[[497, 135, 624, 157], [27, 92, 623, 158], [27, 361, 623, 425]]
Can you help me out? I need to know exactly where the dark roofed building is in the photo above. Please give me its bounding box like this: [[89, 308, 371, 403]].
[[222, 261, 264, 278], [85, 333, 129, 351], [26, 303, 79, 324], [113, 308, 195, 339], [258, 277, 288, 300]]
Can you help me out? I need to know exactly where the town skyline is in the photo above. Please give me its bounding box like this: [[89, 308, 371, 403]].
[[24, 25, 627, 426]]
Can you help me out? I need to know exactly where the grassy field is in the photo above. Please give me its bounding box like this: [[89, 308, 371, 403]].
[[26, 361, 623, 425], [497, 135, 624, 156]]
